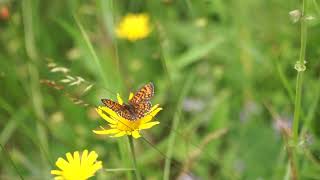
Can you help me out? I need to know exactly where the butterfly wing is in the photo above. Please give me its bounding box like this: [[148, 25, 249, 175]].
[[101, 82, 155, 121], [132, 101, 152, 119], [129, 83, 154, 105], [101, 99, 134, 120]]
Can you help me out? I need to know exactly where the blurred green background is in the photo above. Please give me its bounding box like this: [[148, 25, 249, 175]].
[[1, 0, 320, 179]]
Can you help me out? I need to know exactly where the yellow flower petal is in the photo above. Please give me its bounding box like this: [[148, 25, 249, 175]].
[[51, 150, 102, 180], [116, 118, 140, 131], [56, 158, 69, 170], [109, 124, 117, 128], [150, 104, 160, 111], [112, 131, 126, 137], [95, 107, 117, 124], [54, 177, 64, 180], [141, 107, 162, 123], [51, 170, 62, 175], [66, 152, 74, 164], [129, 92, 134, 100], [139, 121, 160, 130], [73, 151, 80, 166], [94, 90, 162, 138], [99, 106, 120, 120], [81, 150, 89, 167], [149, 107, 162, 117], [132, 131, 141, 138], [93, 128, 120, 135], [92, 161, 103, 171], [87, 151, 98, 165], [117, 93, 124, 105], [116, 13, 151, 41]]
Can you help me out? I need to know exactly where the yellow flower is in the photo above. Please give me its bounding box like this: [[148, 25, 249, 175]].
[[51, 150, 102, 180], [116, 13, 152, 41], [93, 93, 162, 138]]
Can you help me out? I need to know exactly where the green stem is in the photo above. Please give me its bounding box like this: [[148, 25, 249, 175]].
[[22, 0, 50, 169], [275, 59, 295, 103], [0, 143, 24, 180], [156, 24, 172, 86], [105, 168, 135, 172], [293, 73, 304, 143], [163, 74, 195, 180], [293, 0, 308, 146], [128, 136, 142, 180], [291, 0, 308, 179], [74, 15, 109, 90]]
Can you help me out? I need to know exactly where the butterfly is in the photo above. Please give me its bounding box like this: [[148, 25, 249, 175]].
[[101, 83, 154, 121]]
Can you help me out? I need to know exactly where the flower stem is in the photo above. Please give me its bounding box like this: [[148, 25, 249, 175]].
[[293, 0, 308, 144], [128, 136, 142, 180], [293, 73, 304, 143], [291, 0, 308, 179]]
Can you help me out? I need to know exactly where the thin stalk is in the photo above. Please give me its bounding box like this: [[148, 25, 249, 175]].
[[74, 15, 109, 89], [128, 136, 142, 180], [22, 0, 50, 170], [105, 168, 135, 172], [291, 0, 308, 179], [293, 0, 308, 146], [99, 1, 133, 179], [293, 73, 304, 143], [121, 138, 133, 180], [301, 76, 320, 134], [0, 143, 24, 180], [184, 0, 194, 18], [275, 59, 295, 103], [156, 23, 172, 86], [163, 74, 195, 180]]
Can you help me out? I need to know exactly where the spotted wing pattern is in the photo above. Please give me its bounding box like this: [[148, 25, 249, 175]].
[[132, 101, 152, 119], [101, 99, 135, 120], [101, 83, 155, 121], [129, 83, 154, 105]]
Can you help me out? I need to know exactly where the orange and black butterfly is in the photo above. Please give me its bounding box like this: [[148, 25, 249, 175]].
[[101, 83, 154, 121]]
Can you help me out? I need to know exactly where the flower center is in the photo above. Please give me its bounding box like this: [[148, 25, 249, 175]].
[[117, 118, 141, 131]]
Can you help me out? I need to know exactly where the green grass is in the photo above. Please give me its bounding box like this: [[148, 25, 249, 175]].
[[1, 0, 320, 179]]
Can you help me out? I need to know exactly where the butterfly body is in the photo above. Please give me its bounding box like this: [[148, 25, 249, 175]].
[[101, 83, 154, 121], [123, 104, 138, 119]]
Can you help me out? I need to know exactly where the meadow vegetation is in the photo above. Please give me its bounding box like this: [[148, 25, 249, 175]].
[[1, 0, 320, 179]]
